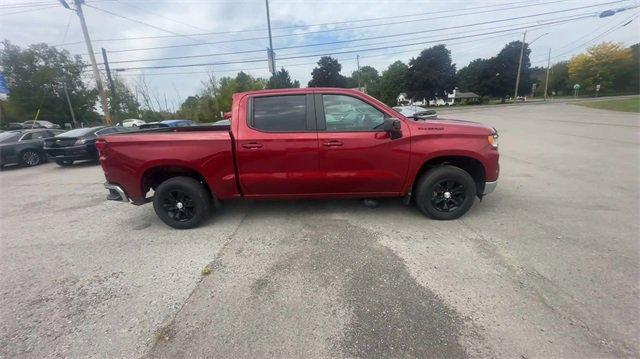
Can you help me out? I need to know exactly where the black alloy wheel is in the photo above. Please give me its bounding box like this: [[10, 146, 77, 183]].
[[21, 150, 41, 166], [153, 176, 211, 229], [161, 190, 196, 222], [431, 180, 466, 212], [415, 165, 476, 220]]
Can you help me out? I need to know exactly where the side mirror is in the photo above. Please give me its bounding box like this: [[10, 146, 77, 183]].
[[382, 118, 403, 139]]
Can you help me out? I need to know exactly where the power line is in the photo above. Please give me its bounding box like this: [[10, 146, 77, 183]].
[[71, 0, 628, 55], [0, 4, 59, 16], [91, 1, 624, 56], [56, 0, 563, 45], [532, 11, 640, 64], [99, 12, 595, 66], [111, 16, 600, 72], [115, 31, 528, 78]]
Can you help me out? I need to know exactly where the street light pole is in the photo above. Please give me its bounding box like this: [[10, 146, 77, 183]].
[[265, 0, 275, 74], [544, 48, 551, 101], [514, 31, 548, 102], [356, 55, 361, 89], [61, 0, 111, 125], [513, 30, 527, 101]]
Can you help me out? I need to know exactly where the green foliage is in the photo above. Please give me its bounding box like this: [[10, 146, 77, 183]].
[[351, 65, 380, 96], [568, 42, 636, 95], [176, 71, 265, 122], [109, 77, 141, 121], [548, 61, 571, 95], [266, 68, 300, 89], [405, 45, 456, 100], [377, 61, 408, 106], [577, 97, 640, 113], [308, 56, 348, 88], [456, 58, 491, 94], [0, 40, 99, 128]]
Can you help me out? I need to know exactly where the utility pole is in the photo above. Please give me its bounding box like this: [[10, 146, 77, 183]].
[[265, 0, 275, 74], [513, 30, 526, 102], [60, 0, 111, 125], [62, 84, 77, 128], [544, 48, 551, 101], [101, 48, 118, 122], [356, 55, 361, 90]]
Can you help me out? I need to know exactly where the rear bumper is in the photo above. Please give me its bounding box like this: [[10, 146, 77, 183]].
[[483, 181, 497, 195], [45, 145, 96, 161], [104, 182, 129, 202]]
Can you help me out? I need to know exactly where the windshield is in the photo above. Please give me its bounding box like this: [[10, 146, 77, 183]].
[[0, 132, 21, 143], [57, 127, 100, 137]]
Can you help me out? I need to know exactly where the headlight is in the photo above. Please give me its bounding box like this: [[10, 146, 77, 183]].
[[75, 138, 86, 145], [487, 133, 498, 148]]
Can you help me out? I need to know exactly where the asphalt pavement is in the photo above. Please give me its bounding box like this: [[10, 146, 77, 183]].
[[0, 102, 638, 358]]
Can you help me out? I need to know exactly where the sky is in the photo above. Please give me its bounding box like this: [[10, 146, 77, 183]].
[[1, 0, 639, 112]]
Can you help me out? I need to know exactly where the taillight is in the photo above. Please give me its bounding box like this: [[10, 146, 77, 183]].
[[96, 139, 107, 155]]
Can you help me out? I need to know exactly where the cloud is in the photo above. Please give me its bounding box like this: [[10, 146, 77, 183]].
[[1, 0, 638, 110]]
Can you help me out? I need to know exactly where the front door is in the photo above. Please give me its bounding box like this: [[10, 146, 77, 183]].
[[315, 93, 411, 195], [236, 94, 319, 196]]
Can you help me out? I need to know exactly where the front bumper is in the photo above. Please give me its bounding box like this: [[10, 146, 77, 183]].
[[483, 181, 497, 195]]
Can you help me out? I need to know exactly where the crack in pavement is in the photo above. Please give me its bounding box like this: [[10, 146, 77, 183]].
[[145, 203, 469, 358]]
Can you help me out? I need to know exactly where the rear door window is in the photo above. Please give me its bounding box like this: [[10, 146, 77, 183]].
[[251, 95, 308, 132]]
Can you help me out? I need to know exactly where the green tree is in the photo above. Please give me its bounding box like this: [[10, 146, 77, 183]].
[[457, 58, 491, 95], [109, 77, 140, 120], [176, 71, 265, 122], [548, 61, 571, 96], [405, 45, 456, 101], [308, 56, 348, 87], [351, 65, 380, 96], [0, 41, 99, 127], [492, 41, 532, 98], [377, 61, 408, 106], [266, 68, 300, 89], [568, 42, 635, 95]]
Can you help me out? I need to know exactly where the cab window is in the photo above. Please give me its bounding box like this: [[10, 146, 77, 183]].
[[322, 94, 386, 131], [252, 95, 307, 132]]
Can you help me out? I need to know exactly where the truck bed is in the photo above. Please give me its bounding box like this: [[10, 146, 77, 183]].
[[99, 128, 238, 203]]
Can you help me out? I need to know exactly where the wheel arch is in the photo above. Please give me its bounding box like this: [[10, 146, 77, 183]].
[[140, 165, 216, 201], [413, 155, 486, 197]]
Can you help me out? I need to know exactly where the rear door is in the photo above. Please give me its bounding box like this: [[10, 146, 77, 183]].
[[236, 94, 319, 196], [315, 93, 411, 194]]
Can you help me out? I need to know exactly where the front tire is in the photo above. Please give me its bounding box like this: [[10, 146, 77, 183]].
[[153, 176, 211, 229], [415, 165, 476, 220], [20, 150, 42, 167]]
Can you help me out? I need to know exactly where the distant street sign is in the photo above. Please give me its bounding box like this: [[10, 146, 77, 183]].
[[0, 74, 9, 101]]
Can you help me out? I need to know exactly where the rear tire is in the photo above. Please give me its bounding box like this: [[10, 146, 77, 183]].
[[415, 165, 476, 220], [153, 176, 211, 229], [19, 150, 42, 167]]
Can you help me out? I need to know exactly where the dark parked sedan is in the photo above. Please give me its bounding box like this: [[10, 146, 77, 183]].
[[44, 126, 130, 166], [0, 129, 64, 168]]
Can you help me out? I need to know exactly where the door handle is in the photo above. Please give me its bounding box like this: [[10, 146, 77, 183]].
[[322, 140, 343, 147], [242, 142, 263, 149]]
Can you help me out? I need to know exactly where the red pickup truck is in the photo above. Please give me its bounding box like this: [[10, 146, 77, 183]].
[[97, 88, 499, 229]]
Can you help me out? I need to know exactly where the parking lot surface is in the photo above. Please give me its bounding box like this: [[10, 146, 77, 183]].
[[1, 103, 638, 357]]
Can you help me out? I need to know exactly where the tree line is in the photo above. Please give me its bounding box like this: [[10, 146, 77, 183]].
[[1, 39, 638, 128]]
